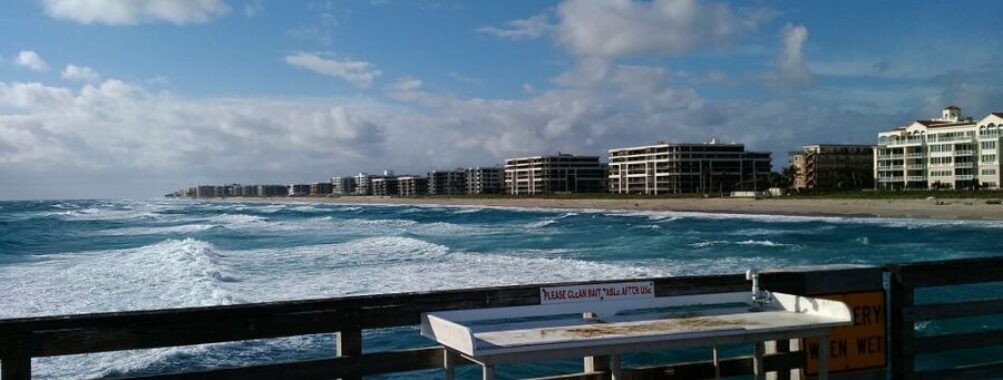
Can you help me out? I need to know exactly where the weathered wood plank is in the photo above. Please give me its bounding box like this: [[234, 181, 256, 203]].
[[0, 330, 32, 380], [903, 299, 1003, 322], [888, 264, 915, 380], [912, 360, 1003, 380], [895, 256, 1003, 288], [910, 329, 1003, 354]]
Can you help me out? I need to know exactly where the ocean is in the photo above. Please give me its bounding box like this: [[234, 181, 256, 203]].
[[1, 199, 1002, 379]]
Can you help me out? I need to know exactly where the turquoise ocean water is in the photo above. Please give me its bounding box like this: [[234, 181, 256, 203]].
[[2, 199, 1002, 379]]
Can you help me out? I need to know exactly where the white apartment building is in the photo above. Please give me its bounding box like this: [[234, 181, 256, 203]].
[[876, 106, 1003, 190], [608, 141, 772, 194], [504, 154, 606, 195], [331, 176, 357, 195], [465, 167, 504, 194]]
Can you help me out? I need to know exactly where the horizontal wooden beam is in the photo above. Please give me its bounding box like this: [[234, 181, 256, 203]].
[[903, 299, 1003, 322], [913, 360, 1003, 380], [910, 329, 1003, 354], [892, 256, 1003, 288]]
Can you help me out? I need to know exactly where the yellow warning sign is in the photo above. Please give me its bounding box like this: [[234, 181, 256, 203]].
[[804, 291, 887, 375]]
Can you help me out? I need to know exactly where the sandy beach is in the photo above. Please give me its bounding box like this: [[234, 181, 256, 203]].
[[226, 196, 1003, 220]]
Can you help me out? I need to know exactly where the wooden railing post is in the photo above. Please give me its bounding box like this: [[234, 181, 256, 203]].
[[0, 331, 31, 380], [889, 265, 915, 380], [336, 325, 362, 380]]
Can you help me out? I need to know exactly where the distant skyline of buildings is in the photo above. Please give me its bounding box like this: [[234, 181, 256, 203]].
[[168, 104, 1003, 198]]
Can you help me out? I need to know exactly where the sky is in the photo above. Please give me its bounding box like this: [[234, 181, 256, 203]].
[[1, 0, 1003, 200]]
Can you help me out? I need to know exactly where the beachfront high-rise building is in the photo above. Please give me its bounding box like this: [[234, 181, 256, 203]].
[[241, 185, 259, 197], [607, 141, 772, 194], [875, 106, 1003, 190], [790, 145, 875, 191], [288, 184, 310, 197], [257, 185, 288, 197], [504, 154, 606, 195], [371, 177, 398, 196], [354, 173, 379, 195], [465, 167, 504, 194], [428, 169, 467, 195], [331, 176, 357, 195], [310, 182, 333, 195], [398, 176, 428, 196]]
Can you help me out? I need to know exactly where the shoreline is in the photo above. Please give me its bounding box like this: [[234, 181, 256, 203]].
[[213, 195, 1003, 221]]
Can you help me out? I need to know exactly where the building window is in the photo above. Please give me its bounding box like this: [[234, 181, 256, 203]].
[[982, 169, 997, 176]]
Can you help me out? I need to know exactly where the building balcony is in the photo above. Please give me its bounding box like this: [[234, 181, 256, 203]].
[[878, 166, 904, 171], [956, 175, 975, 181], [906, 153, 926, 158], [907, 164, 926, 170], [907, 176, 928, 181], [878, 177, 904, 183], [932, 136, 974, 143], [877, 155, 904, 160], [955, 163, 975, 168], [955, 150, 975, 156]]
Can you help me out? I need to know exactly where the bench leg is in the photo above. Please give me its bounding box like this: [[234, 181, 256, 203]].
[[712, 345, 721, 380], [610, 353, 623, 380], [753, 341, 765, 380], [483, 364, 495, 380], [818, 335, 830, 380], [443, 349, 456, 380]]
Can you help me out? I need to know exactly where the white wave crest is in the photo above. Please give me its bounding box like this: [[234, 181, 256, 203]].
[[689, 240, 793, 248], [96, 224, 218, 236]]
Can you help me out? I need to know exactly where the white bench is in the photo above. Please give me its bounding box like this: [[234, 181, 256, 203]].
[[420, 278, 852, 380]]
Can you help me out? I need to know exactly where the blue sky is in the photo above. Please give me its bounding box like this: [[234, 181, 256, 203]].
[[1, 0, 1002, 199]]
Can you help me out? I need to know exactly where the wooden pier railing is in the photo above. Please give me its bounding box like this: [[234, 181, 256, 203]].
[[889, 256, 1003, 380], [0, 264, 897, 379]]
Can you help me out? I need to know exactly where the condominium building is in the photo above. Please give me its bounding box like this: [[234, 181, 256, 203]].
[[398, 176, 428, 196], [876, 106, 1003, 190], [288, 184, 310, 196], [428, 169, 467, 195], [790, 145, 875, 191], [465, 167, 504, 194], [331, 176, 357, 195], [354, 173, 377, 195], [504, 154, 606, 195], [241, 185, 259, 197], [310, 182, 333, 195], [371, 177, 398, 196], [195, 185, 216, 198], [607, 141, 772, 194], [257, 185, 288, 197]]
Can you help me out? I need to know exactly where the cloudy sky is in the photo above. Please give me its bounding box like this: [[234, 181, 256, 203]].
[[2, 0, 1002, 199]]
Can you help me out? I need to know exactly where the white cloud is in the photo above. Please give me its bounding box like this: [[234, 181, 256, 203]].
[[41, 0, 230, 25], [773, 24, 815, 87], [555, 0, 774, 59], [14, 50, 50, 72], [285, 52, 382, 88], [390, 76, 423, 93], [61, 65, 101, 83], [477, 13, 551, 40]]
